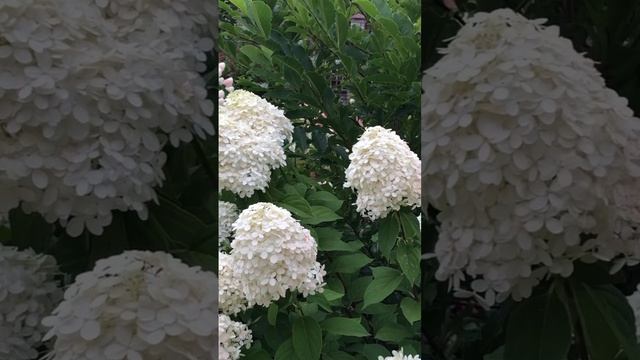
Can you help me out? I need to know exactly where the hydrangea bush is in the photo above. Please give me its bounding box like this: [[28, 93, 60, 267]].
[[220, 0, 421, 359], [423, 1, 640, 359]]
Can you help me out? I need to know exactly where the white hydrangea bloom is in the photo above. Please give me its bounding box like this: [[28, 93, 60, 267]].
[[230, 202, 325, 307], [378, 348, 421, 360], [218, 201, 238, 250], [218, 313, 251, 360], [344, 126, 421, 220], [0, 0, 215, 237], [219, 91, 293, 197], [218, 252, 248, 315], [41, 250, 218, 360], [628, 286, 640, 339], [422, 8, 640, 304], [0, 245, 62, 360]]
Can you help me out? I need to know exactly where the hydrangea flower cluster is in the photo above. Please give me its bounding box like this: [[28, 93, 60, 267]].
[[218, 252, 248, 315], [422, 8, 640, 304], [378, 348, 421, 360], [0, 0, 215, 237], [218, 62, 234, 103], [218, 201, 238, 250], [344, 126, 421, 220], [219, 202, 325, 312], [218, 314, 252, 360], [41, 250, 218, 359], [0, 245, 61, 360], [219, 91, 293, 197]]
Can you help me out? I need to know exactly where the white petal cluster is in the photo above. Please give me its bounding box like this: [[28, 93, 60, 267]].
[[226, 202, 325, 309], [422, 8, 640, 304], [41, 250, 218, 360], [218, 314, 251, 360], [0, 245, 61, 360], [218, 63, 234, 103], [218, 201, 238, 250], [218, 252, 248, 315], [628, 286, 640, 339], [0, 0, 215, 237], [344, 126, 421, 220], [219, 90, 293, 197], [378, 348, 421, 360]]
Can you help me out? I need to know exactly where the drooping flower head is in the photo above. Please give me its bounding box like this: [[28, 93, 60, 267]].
[[0, 0, 215, 237], [378, 348, 421, 360], [218, 201, 238, 250], [422, 8, 640, 304], [230, 202, 325, 307], [218, 313, 252, 360], [0, 245, 61, 360], [42, 250, 218, 359], [219, 91, 293, 197], [344, 126, 421, 220]]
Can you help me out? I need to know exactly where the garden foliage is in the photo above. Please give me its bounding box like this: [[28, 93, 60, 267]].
[[219, 0, 422, 359]]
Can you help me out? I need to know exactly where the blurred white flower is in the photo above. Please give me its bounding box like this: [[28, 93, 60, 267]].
[[218, 313, 251, 360], [0, 245, 61, 360], [218, 201, 238, 250], [0, 0, 215, 237], [344, 126, 421, 220], [230, 203, 325, 308], [422, 8, 640, 304], [219, 90, 293, 197], [42, 250, 218, 359], [378, 348, 421, 360]]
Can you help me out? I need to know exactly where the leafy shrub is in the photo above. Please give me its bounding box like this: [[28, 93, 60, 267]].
[[219, 0, 422, 359]]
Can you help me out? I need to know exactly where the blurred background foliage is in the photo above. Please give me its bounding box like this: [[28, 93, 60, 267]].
[[422, 1, 640, 359], [220, 0, 422, 359]]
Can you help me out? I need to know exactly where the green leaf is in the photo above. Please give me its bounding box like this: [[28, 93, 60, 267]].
[[395, 243, 420, 285], [249, 1, 273, 38], [504, 291, 571, 360], [307, 191, 343, 211], [335, 12, 349, 50], [275, 339, 301, 360], [322, 288, 345, 302], [572, 282, 640, 360], [398, 209, 420, 240], [316, 228, 360, 252], [374, 322, 413, 343], [292, 317, 322, 360], [229, 0, 248, 14], [354, 0, 380, 18], [268, 303, 278, 326], [328, 253, 372, 273], [322, 317, 370, 337], [363, 344, 390, 359], [400, 298, 420, 324], [362, 267, 404, 309], [377, 214, 399, 259], [302, 206, 342, 225], [278, 194, 313, 218]]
